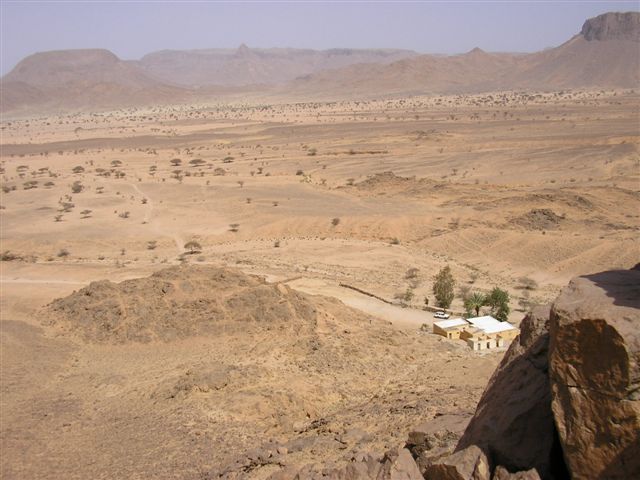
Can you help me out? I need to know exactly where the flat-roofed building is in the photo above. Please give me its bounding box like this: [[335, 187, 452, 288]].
[[432, 317, 468, 339], [462, 315, 519, 351], [432, 315, 519, 350]]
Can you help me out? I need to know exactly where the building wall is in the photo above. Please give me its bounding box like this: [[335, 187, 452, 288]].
[[437, 323, 520, 350], [433, 324, 464, 339]]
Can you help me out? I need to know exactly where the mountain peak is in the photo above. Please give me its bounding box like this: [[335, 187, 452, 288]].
[[581, 11, 640, 41], [466, 47, 486, 55]]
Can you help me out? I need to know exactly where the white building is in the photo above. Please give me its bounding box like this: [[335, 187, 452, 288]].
[[432, 315, 519, 350]]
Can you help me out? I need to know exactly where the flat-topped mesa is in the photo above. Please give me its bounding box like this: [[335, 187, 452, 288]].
[[581, 11, 640, 41]]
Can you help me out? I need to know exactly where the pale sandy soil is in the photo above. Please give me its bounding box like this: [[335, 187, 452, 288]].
[[0, 88, 638, 478]]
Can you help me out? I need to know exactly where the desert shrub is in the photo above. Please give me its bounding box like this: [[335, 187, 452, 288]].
[[405, 268, 419, 280], [0, 251, 21, 261], [184, 240, 202, 253], [71, 181, 84, 194], [517, 276, 538, 290]]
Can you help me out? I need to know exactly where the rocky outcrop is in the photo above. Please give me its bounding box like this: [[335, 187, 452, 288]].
[[267, 447, 423, 480], [581, 12, 640, 42], [407, 414, 470, 473], [455, 306, 557, 478], [549, 267, 640, 479]]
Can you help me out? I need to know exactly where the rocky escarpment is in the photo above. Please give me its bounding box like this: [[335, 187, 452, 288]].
[[581, 12, 640, 42], [270, 265, 639, 479]]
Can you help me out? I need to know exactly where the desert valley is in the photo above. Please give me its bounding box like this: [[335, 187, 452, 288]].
[[0, 9, 639, 480]]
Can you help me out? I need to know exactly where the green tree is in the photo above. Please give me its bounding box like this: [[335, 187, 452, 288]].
[[464, 292, 486, 317], [433, 265, 455, 308], [486, 287, 510, 322]]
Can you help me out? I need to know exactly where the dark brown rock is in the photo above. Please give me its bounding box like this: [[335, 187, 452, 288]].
[[549, 267, 640, 479], [455, 306, 556, 478]]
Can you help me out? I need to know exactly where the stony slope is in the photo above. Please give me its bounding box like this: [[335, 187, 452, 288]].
[[15, 265, 497, 478]]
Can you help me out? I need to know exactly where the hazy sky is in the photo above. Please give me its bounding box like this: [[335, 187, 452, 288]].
[[1, 1, 638, 75]]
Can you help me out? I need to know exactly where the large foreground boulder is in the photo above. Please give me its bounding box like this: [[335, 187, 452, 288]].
[[455, 306, 558, 478], [549, 267, 640, 479]]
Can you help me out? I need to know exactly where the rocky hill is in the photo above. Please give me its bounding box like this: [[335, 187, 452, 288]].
[[45, 265, 325, 343], [0, 49, 190, 114]]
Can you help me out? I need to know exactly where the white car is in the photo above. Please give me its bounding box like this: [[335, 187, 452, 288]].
[[433, 311, 450, 319]]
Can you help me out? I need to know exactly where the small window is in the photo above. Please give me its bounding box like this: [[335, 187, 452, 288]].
[[487, 342, 491, 348]]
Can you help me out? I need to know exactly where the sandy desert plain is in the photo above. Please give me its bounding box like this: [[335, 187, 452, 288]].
[[0, 88, 639, 478]]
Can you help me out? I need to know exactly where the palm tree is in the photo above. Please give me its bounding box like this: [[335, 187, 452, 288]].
[[464, 292, 486, 317]]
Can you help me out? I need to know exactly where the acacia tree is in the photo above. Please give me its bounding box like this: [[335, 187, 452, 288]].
[[486, 287, 510, 322], [184, 240, 202, 254], [433, 265, 455, 309]]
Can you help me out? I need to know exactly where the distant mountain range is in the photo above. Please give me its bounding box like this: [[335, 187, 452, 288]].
[[288, 12, 640, 99], [1, 11, 638, 114], [136, 46, 418, 87]]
